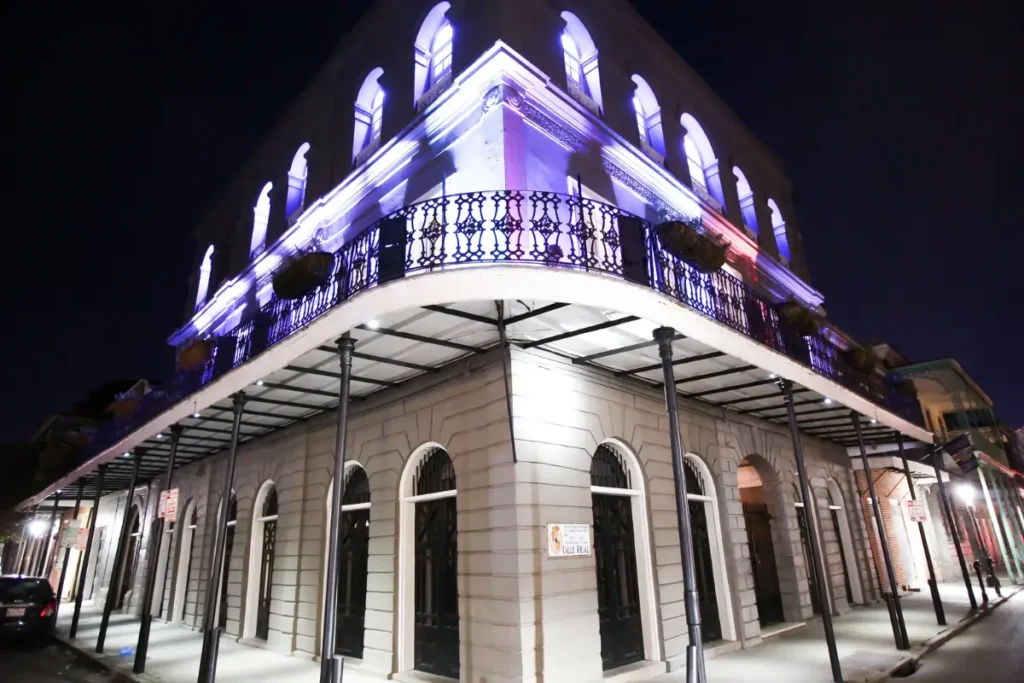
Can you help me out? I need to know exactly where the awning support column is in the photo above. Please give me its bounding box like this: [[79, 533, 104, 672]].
[[71, 464, 106, 638], [896, 435, 945, 625], [97, 450, 143, 653], [781, 380, 842, 682], [929, 447, 978, 610], [54, 479, 85, 620], [197, 393, 247, 683], [654, 327, 706, 683], [852, 413, 909, 650], [135, 424, 182, 673], [319, 334, 356, 683]]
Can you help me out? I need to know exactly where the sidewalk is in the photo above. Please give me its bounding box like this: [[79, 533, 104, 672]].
[[652, 579, 1020, 683], [58, 580, 1020, 683]]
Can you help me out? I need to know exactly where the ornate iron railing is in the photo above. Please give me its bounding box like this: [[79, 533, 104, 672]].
[[81, 191, 923, 462]]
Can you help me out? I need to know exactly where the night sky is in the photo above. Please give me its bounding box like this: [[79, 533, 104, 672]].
[[2, 1, 1021, 443]]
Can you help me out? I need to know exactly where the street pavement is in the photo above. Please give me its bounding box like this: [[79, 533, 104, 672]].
[[885, 588, 1024, 682], [0, 640, 114, 682]]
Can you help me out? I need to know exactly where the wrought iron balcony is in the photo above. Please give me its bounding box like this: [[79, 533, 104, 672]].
[[83, 190, 923, 462]]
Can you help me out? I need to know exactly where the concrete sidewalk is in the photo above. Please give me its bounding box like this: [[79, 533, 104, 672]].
[[57, 580, 1019, 683]]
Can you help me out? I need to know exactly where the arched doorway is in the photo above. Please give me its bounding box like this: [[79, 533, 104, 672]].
[[397, 445, 459, 679], [589, 444, 645, 670], [115, 505, 141, 610], [245, 483, 277, 641], [826, 480, 863, 605], [738, 458, 785, 626], [154, 512, 177, 618], [793, 485, 822, 615], [334, 466, 371, 659], [172, 501, 198, 622], [219, 494, 239, 630], [683, 454, 734, 642]]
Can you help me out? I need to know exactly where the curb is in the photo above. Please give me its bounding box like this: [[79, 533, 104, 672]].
[[54, 633, 159, 683], [868, 586, 1022, 681]]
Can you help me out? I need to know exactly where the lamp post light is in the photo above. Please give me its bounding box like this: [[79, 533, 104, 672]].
[[956, 484, 992, 603]]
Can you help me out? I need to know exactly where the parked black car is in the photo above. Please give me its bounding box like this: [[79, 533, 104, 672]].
[[0, 576, 57, 641]]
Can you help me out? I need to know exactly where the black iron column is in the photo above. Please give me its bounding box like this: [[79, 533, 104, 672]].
[[851, 413, 909, 650], [781, 381, 843, 682], [320, 334, 356, 683], [37, 491, 62, 576], [654, 328, 706, 683], [964, 505, 992, 601], [97, 450, 142, 653], [930, 447, 978, 610], [71, 464, 106, 638], [54, 480, 86, 620], [135, 425, 182, 673], [896, 435, 945, 625], [197, 393, 246, 683]]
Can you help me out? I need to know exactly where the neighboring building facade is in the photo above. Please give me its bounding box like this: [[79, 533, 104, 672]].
[[22, 2, 953, 682]]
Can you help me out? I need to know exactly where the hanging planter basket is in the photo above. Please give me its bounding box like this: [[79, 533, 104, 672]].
[[177, 338, 216, 372], [778, 301, 822, 337], [895, 378, 918, 399], [656, 220, 728, 273], [110, 397, 139, 419], [273, 251, 337, 301], [844, 347, 879, 374]]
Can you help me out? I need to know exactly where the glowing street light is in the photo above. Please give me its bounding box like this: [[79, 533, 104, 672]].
[[956, 483, 975, 505], [29, 520, 48, 537]]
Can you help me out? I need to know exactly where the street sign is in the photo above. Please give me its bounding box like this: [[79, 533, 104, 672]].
[[906, 499, 929, 524], [60, 520, 81, 548], [159, 488, 180, 521], [547, 523, 591, 557]]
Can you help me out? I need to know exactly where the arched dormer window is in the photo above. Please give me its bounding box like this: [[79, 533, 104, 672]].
[[195, 244, 214, 311], [679, 113, 726, 214], [630, 75, 665, 163], [285, 143, 309, 221], [560, 11, 603, 116], [767, 199, 791, 263], [414, 3, 453, 109], [353, 68, 385, 166], [732, 167, 759, 237], [250, 182, 272, 258]]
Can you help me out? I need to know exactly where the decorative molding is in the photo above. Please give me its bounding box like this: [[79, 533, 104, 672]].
[[520, 100, 586, 153]]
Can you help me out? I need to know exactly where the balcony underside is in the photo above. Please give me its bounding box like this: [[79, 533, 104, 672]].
[[43, 298, 921, 505]]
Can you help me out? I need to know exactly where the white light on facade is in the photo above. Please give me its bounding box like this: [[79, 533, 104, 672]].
[[193, 412, 201, 418], [257, 380, 264, 386], [365, 320, 381, 330], [29, 520, 47, 537], [956, 484, 975, 505], [823, 398, 833, 405]]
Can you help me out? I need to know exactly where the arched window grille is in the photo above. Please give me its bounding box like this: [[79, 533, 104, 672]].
[[414, 448, 457, 496]]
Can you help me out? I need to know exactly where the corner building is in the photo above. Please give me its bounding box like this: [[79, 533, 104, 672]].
[[40, 1, 937, 682]]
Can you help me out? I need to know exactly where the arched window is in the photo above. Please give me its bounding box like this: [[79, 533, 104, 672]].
[[767, 198, 791, 263], [560, 11, 603, 115], [250, 182, 273, 258], [682, 455, 735, 642], [826, 479, 864, 604], [732, 166, 759, 236], [630, 75, 664, 162], [679, 114, 726, 213], [245, 482, 277, 641], [115, 505, 142, 610], [285, 143, 309, 221], [397, 444, 459, 678], [588, 441, 660, 667], [414, 3, 453, 107], [323, 465, 372, 659], [194, 245, 214, 311], [172, 500, 198, 623], [217, 493, 238, 630], [353, 68, 386, 166]]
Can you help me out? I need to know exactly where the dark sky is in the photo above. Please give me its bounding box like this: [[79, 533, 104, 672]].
[[2, 1, 1021, 442]]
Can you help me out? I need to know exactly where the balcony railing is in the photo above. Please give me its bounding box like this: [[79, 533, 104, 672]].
[[82, 191, 923, 462]]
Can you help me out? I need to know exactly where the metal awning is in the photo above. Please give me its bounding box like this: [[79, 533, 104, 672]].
[[40, 299, 926, 506]]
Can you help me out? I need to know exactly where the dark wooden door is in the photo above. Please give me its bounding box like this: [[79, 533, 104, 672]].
[[336, 507, 369, 658], [831, 508, 854, 605], [414, 496, 459, 679], [796, 506, 822, 615], [689, 499, 722, 642], [255, 519, 276, 640], [592, 493, 644, 670], [743, 502, 785, 625]]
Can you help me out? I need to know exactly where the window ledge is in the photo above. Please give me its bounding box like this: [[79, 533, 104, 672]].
[[354, 137, 381, 168], [568, 81, 602, 117], [640, 141, 665, 167], [416, 72, 453, 114]]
